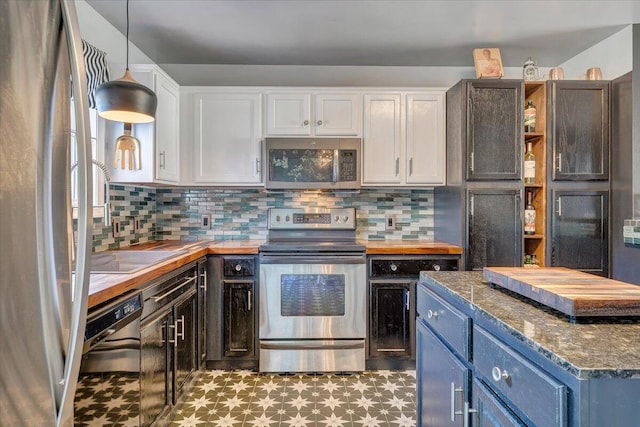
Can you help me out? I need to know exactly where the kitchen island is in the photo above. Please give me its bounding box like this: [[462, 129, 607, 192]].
[[417, 270, 640, 426]]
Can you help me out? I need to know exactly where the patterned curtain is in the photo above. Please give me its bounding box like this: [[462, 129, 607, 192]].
[[81, 39, 109, 109]]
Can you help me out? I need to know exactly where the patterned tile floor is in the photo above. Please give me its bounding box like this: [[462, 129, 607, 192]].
[[74, 372, 140, 426], [170, 370, 416, 427]]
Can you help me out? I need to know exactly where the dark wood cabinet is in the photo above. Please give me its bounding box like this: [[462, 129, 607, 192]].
[[549, 81, 610, 181], [207, 255, 258, 369], [466, 80, 523, 181], [468, 189, 522, 270], [369, 280, 412, 359], [551, 190, 609, 276], [173, 292, 197, 401], [197, 260, 207, 367], [223, 280, 255, 358]]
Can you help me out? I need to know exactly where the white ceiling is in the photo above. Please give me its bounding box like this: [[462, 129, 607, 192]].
[[86, 0, 639, 69]]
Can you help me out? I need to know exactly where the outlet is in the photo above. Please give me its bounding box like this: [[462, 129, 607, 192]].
[[201, 214, 212, 229], [112, 218, 121, 238], [385, 214, 396, 231], [133, 216, 141, 233]]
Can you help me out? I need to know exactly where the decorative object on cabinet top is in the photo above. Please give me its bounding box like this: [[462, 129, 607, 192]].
[[473, 48, 504, 78], [484, 267, 640, 320]]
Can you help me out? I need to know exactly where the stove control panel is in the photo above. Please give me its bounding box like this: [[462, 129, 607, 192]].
[[268, 208, 356, 229]]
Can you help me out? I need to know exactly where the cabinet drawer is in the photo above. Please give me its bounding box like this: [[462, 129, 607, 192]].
[[370, 258, 458, 277], [473, 378, 525, 426], [416, 285, 470, 360], [474, 326, 567, 427], [223, 257, 255, 277]]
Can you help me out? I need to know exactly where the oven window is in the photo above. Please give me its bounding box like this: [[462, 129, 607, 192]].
[[281, 274, 345, 316], [268, 149, 334, 183]]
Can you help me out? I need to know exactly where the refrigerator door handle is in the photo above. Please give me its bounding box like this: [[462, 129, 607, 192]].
[[56, 1, 93, 426]]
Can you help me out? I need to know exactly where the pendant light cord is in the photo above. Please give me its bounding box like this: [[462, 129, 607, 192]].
[[125, 0, 130, 70]]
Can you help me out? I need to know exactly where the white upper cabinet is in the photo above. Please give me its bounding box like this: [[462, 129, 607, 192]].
[[190, 91, 263, 185], [265, 92, 361, 136], [405, 92, 446, 185], [106, 64, 180, 183], [362, 90, 446, 187], [362, 93, 403, 185]]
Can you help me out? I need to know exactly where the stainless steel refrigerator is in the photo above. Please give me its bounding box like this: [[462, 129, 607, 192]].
[[0, 1, 93, 425]]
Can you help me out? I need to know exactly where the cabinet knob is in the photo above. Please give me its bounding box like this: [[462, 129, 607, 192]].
[[235, 264, 242, 272], [433, 264, 441, 271], [303, 120, 309, 126], [427, 309, 438, 320], [317, 120, 323, 125], [491, 366, 509, 382], [390, 263, 398, 272]]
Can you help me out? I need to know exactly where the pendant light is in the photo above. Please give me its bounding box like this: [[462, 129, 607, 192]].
[[94, 0, 157, 123]]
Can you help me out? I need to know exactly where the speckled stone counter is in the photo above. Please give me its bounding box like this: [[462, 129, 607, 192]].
[[419, 271, 640, 379]]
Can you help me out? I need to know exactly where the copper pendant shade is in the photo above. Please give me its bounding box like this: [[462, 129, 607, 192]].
[[94, 0, 157, 123]]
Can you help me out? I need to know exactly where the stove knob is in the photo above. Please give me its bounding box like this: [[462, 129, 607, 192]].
[[390, 263, 398, 272], [342, 216, 349, 223], [276, 215, 281, 223], [285, 215, 290, 222], [334, 215, 340, 223], [433, 264, 441, 271], [235, 264, 242, 272]]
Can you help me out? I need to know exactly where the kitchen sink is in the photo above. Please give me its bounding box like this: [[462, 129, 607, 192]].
[[83, 250, 186, 274]]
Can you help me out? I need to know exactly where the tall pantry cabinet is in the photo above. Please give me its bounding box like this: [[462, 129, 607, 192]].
[[435, 79, 610, 275]]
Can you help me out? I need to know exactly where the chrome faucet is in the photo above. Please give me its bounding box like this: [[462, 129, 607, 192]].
[[71, 159, 111, 226]]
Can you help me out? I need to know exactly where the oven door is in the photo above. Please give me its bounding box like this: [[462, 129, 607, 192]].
[[259, 254, 366, 340]]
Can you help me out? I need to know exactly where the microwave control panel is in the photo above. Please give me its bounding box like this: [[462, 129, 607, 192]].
[[338, 150, 357, 182]]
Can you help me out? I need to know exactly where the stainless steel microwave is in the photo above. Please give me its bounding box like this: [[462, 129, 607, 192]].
[[264, 138, 361, 190]]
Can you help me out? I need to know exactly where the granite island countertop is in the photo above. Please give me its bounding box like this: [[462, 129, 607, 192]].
[[419, 271, 640, 379]]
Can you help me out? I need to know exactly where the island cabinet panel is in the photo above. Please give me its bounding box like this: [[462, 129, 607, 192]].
[[549, 81, 610, 181], [416, 320, 470, 427], [467, 189, 522, 270], [550, 190, 609, 276], [472, 378, 526, 427], [466, 80, 523, 181], [474, 326, 567, 427]]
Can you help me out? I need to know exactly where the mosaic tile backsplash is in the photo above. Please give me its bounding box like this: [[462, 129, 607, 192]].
[[91, 186, 434, 250]]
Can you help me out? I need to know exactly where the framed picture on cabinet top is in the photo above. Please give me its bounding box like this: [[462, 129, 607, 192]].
[[473, 48, 504, 78]]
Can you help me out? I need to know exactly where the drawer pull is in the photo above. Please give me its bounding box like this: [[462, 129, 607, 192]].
[[492, 366, 509, 382], [450, 382, 464, 422], [390, 263, 398, 272], [427, 309, 438, 320], [235, 264, 242, 272]]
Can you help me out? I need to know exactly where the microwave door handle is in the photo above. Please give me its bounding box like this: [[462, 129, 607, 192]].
[[332, 149, 339, 183]]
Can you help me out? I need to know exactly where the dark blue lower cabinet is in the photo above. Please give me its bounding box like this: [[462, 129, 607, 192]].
[[416, 318, 470, 426], [472, 378, 525, 427]]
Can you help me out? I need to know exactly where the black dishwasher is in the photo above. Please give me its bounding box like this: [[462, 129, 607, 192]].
[[367, 255, 459, 370]]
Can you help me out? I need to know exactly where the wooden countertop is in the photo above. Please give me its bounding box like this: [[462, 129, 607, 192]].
[[360, 239, 462, 255], [88, 239, 460, 309]]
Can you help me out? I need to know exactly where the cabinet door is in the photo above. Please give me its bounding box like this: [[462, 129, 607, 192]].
[[174, 291, 197, 400], [265, 93, 311, 135], [472, 378, 526, 426], [468, 189, 522, 270], [416, 319, 470, 427], [551, 190, 608, 276], [549, 81, 609, 180], [154, 71, 180, 182], [369, 280, 412, 358], [362, 93, 402, 185], [406, 93, 446, 185], [314, 93, 361, 136], [467, 81, 523, 180], [140, 309, 172, 427], [223, 280, 255, 358], [193, 93, 262, 184]]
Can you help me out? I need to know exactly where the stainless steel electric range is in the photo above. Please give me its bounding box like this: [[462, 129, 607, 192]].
[[259, 207, 366, 373]]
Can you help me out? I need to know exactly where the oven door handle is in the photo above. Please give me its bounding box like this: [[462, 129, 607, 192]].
[[259, 255, 366, 264], [260, 341, 365, 350]]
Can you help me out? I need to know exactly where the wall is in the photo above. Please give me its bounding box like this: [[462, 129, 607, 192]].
[[559, 25, 632, 80], [155, 188, 434, 241]]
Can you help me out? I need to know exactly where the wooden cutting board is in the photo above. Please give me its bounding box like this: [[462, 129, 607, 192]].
[[483, 267, 640, 319]]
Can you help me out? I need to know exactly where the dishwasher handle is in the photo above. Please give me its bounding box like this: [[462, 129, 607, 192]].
[[151, 275, 197, 302]]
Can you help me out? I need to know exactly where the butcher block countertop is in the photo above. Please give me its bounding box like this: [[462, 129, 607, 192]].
[[359, 239, 462, 254], [88, 239, 460, 309], [484, 267, 640, 319], [420, 271, 640, 379]]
